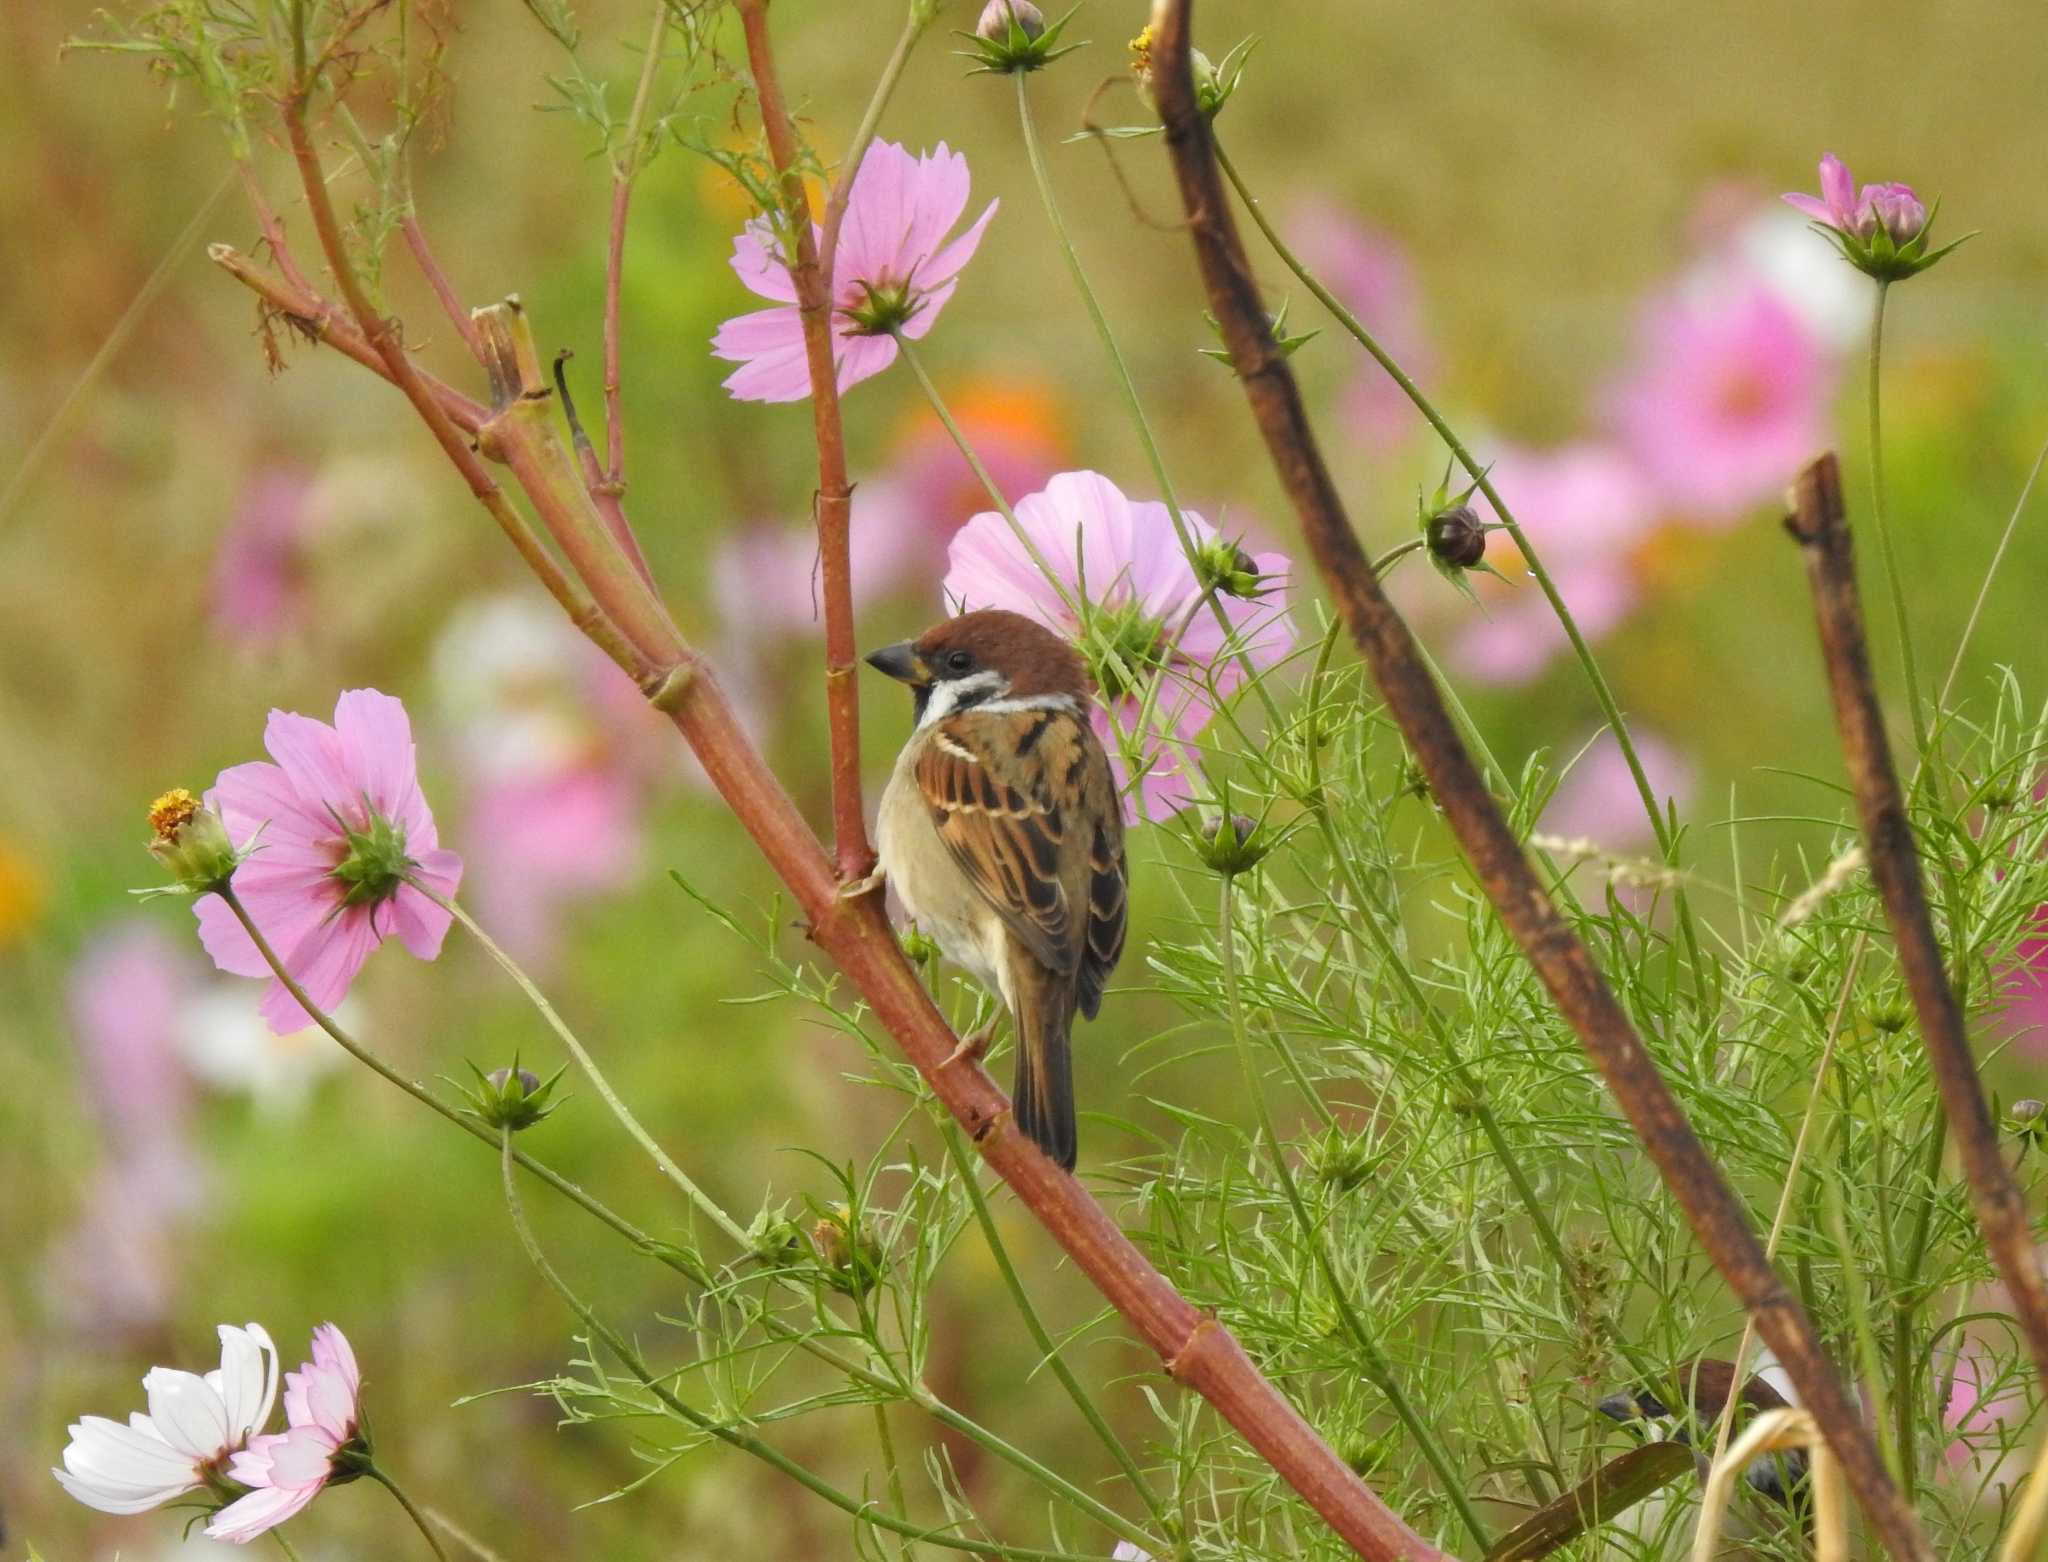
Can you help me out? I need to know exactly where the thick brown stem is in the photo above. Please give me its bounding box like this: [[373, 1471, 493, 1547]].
[[1146, 4, 1929, 1558], [735, 0, 870, 885], [1785, 452, 2048, 1393]]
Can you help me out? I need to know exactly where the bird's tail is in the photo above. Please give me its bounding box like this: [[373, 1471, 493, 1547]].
[[1012, 992, 1077, 1171]]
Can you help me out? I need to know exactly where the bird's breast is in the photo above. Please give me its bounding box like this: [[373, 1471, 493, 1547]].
[[877, 756, 1013, 1006]]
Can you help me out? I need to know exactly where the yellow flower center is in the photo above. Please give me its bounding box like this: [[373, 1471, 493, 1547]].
[[148, 788, 202, 841], [1128, 24, 1155, 82]]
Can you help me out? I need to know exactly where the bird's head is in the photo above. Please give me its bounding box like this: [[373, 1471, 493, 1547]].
[[1597, 1357, 1809, 1509], [865, 609, 1091, 726]]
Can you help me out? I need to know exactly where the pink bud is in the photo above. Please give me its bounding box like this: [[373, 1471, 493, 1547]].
[[1862, 182, 1927, 245]]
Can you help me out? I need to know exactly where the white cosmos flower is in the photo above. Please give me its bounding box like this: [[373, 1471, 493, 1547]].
[[54, 1322, 280, 1514]]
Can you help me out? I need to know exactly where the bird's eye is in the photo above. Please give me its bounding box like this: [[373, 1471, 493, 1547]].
[[945, 649, 974, 674]]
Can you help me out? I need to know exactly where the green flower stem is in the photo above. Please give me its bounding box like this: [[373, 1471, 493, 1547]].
[[422, 884, 752, 1252], [497, 1133, 1101, 1562], [213, 884, 698, 1278], [871, 1402, 915, 1562], [1216, 876, 1493, 1552], [1014, 74, 1285, 734], [270, 1531, 306, 1562], [1211, 141, 1695, 937], [1865, 281, 1930, 758], [939, 1123, 1169, 1522], [1937, 432, 2048, 712], [365, 1465, 450, 1562], [819, 6, 935, 274], [1705, 937, 1865, 1481]]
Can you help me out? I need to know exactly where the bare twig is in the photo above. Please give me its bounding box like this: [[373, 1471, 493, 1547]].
[[735, 0, 870, 884], [400, 213, 485, 362], [1785, 451, 2048, 1395], [1147, 4, 1929, 1558]]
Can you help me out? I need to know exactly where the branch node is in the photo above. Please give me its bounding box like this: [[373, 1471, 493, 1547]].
[[1165, 1315, 1225, 1380], [642, 660, 700, 713]]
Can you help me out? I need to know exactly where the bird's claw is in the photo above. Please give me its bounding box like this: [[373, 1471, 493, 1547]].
[[941, 1024, 994, 1070], [841, 866, 887, 899]]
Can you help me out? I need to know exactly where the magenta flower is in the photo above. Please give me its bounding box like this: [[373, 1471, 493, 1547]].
[[712, 141, 997, 403], [1603, 276, 1831, 524], [193, 690, 462, 1034], [1782, 154, 1961, 282], [1996, 905, 2048, 1059], [942, 470, 1295, 821], [1448, 442, 1653, 686], [207, 1323, 364, 1543]]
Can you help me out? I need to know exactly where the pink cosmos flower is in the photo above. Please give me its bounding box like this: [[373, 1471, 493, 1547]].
[[1449, 442, 1654, 686], [1783, 153, 1926, 245], [942, 470, 1295, 821], [1995, 905, 2048, 1059], [1286, 201, 1431, 453], [207, 1323, 362, 1543], [70, 921, 197, 1144], [713, 479, 936, 636], [1540, 729, 1695, 853], [712, 140, 998, 402], [466, 766, 641, 965], [212, 468, 314, 648], [1941, 1342, 2025, 1475], [193, 690, 462, 1034], [1603, 276, 1831, 525], [54, 1323, 279, 1514]]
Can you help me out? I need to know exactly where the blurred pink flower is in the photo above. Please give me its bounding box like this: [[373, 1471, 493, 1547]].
[[891, 378, 1067, 540], [466, 766, 640, 966], [69, 921, 197, 1143], [712, 141, 997, 402], [1540, 729, 1695, 853], [193, 690, 462, 1034], [1783, 153, 1925, 246], [46, 1146, 205, 1341], [54, 1322, 279, 1515], [943, 470, 1295, 821], [1603, 276, 1831, 524], [713, 479, 936, 636], [1286, 201, 1431, 452], [211, 469, 313, 647], [1996, 906, 2048, 1059], [208, 1324, 362, 1543], [1942, 1343, 2024, 1472], [1450, 443, 1653, 685]]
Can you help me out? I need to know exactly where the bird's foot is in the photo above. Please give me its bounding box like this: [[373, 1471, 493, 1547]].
[[940, 1023, 995, 1071], [841, 865, 887, 899]]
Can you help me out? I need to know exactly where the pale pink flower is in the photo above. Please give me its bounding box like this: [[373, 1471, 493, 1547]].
[[712, 140, 997, 402], [211, 468, 314, 648], [46, 1148, 205, 1340], [1783, 153, 1926, 245], [1603, 276, 1831, 525], [192, 690, 462, 1034], [1996, 906, 2048, 1059], [1942, 1343, 2025, 1474], [713, 479, 936, 636], [1540, 729, 1695, 853], [69, 921, 197, 1143], [466, 766, 641, 966], [207, 1324, 362, 1543], [1449, 442, 1653, 685], [942, 470, 1295, 821], [53, 1323, 279, 1514], [1286, 201, 1431, 452]]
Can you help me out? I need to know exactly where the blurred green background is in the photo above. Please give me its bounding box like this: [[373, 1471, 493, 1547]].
[[4, 0, 2047, 1557]]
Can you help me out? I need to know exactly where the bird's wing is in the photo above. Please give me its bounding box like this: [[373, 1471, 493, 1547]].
[[915, 708, 1082, 975], [1075, 741, 1126, 1020]]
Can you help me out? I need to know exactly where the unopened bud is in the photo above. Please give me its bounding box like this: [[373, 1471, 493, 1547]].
[[2010, 1099, 2047, 1145], [810, 1205, 885, 1297], [961, 0, 1077, 76], [461, 1058, 566, 1131], [1198, 812, 1275, 876], [1426, 505, 1487, 570], [976, 0, 1043, 41], [145, 789, 239, 894]]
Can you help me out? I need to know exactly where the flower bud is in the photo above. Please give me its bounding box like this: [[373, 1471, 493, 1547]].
[[461, 1058, 567, 1131], [1193, 536, 1270, 600], [1863, 183, 1927, 247], [1425, 504, 1487, 570], [2009, 1099, 2047, 1146], [960, 0, 1079, 76], [146, 789, 240, 894], [810, 1205, 885, 1298], [976, 0, 1042, 40], [1196, 812, 1275, 876]]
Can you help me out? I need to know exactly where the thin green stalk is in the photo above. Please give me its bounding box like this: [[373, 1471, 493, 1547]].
[[422, 884, 751, 1251], [1212, 140, 1698, 956], [939, 1123, 1169, 1522], [1216, 876, 1493, 1551], [1937, 432, 2048, 711], [1823, 1165, 1898, 1479], [820, 6, 933, 273], [366, 1466, 450, 1562], [212, 884, 701, 1277], [1014, 74, 1284, 733], [497, 1133, 1100, 1562], [872, 1401, 915, 1562], [1892, 1111, 1949, 1500], [270, 1531, 306, 1562], [1865, 280, 1930, 756]]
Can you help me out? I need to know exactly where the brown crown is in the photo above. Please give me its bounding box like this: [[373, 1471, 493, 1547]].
[[915, 609, 1091, 702]]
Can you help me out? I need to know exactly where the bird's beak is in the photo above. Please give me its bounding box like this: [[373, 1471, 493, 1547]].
[[1596, 1392, 1641, 1427], [865, 641, 929, 685]]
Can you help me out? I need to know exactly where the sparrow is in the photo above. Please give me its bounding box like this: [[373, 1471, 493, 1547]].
[[863, 608, 1128, 1170], [1599, 1356, 1811, 1523]]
